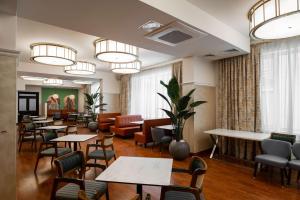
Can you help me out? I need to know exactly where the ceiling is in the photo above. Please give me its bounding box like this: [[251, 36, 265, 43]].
[[16, 0, 249, 61], [187, 0, 257, 36], [17, 18, 175, 71]]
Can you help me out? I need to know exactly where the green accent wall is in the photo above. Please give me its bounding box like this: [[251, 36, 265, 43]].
[[42, 87, 79, 110]]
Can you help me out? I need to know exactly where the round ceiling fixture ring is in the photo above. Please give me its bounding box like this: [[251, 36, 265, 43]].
[[43, 78, 63, 86], [94, 39, 138, 63], [248, 0, 300, 40], [30, 42, 77, 66], [111, 60, 141, 74], [64, 61, 96, 75]]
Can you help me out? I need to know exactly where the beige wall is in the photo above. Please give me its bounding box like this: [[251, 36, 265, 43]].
[[103, 93, 120, 113]]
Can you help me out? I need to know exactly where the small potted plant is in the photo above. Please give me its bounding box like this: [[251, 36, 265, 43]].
[[158, 77, 206, 160], [84, 87, 107, 132]]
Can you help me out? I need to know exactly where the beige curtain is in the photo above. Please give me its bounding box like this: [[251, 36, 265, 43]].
[[172, 61, 183, 94], [83, 84, 91, 113], [216, 45, 261, 160], [119, 75, 131, 115]]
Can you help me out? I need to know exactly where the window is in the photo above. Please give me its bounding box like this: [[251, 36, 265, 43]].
[[130, 65, 172, 119], [260, 38, 300, 135]]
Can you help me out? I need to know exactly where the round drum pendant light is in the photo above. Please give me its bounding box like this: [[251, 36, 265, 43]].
[[111, 60, 141, 74], [94, 39, 138, 63], [64, 61, 96, 75], [43, 78, 63, 86], [30, 43, 77, 66], [248, 0, 300, 40]]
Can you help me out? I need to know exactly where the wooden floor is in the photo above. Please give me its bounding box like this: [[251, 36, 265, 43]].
[[17, 127, 300, 200]]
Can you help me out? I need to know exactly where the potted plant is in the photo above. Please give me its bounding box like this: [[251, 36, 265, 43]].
[[84, 87, 107, 132], [158, 77, 206, 160]]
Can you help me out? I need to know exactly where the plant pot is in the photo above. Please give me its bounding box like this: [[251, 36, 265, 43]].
[[88, 121, 98, 132], [169, 140, 190, 160]]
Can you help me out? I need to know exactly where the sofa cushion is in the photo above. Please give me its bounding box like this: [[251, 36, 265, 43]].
[[255, 154, 289, 168], [115, 115, 142, 128]]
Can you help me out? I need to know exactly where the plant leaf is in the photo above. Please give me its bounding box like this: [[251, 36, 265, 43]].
[[177, 110, 189, 118], [161, 109, 177, 124], [167, 77, 180, 103], [157, 92, 172, 109], [186, 88, 196, 97], [177, 95, 190, 111], [160, 80, 168, 88], [190, 100, 206, 108], [184, 111, 196, 120]]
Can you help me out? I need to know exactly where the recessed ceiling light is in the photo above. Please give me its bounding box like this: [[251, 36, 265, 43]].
[[72, 80, 93, 85], [64, 61, 96, 75], [21, 76, 46, 81], [139, 20, 162, 32], [43, 78, 63, 86], [30, 42, 77, 66]]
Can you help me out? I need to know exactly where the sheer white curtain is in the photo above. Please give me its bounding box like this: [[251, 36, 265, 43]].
[[260, 38, 300, 135], [130, 65, 172, 119]]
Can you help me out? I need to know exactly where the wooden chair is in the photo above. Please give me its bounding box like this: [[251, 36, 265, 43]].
[[50, 151, 109, 200], [161, 156, 207, 200], [86, 133, 116, 167], [18, 122, 42, 152], [34, 131, 72, 173], [66, 125, 81, 149]]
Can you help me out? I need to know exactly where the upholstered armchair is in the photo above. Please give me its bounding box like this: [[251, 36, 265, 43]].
[[50, 151, 109, 200], [86, 133, 116, 167], [18, 122, 42, 152]]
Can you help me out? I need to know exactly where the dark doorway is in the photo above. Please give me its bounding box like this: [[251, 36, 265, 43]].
[[18, 91, 39, 122]]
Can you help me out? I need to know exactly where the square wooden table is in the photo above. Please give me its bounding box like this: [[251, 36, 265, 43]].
[[50, 134, 97, 151], [37, 125, 67, 131], [95, 156, 173, 198], [130, 121, 144, 131]]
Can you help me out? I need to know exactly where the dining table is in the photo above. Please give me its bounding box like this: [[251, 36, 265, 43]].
[[50, 134, 97, 151]]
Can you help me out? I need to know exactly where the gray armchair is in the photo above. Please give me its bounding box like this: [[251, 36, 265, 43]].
[[254, 139, 292, 185], [151, 127, 172, 152], [288, 143, 300, 186], [50, 151, 109, 200]]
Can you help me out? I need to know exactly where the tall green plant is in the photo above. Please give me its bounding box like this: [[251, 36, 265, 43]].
[[84, 87, 107, 121], [158, 77, 206, 141]]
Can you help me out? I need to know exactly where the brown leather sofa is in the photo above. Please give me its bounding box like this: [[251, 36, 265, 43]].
[[98, 112, 121, 131], [110, 115, 142, 137], [134, 118, 171, 147]]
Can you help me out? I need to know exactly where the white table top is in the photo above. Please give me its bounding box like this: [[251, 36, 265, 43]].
[[107, 117, 116, 121], [37, 125, 67, 130], [95, 156, 173, 186], [29, 116, 39, 118], [130, 121, 144, 125], [204, 129, 270, 141], [50, 134, 97, 142], [33, 120, 53, 124], [156, 125, 174, 131], [32, 117, 47, 121]]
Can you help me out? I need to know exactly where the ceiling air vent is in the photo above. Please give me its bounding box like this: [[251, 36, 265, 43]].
[[145, 21, 207, 46]]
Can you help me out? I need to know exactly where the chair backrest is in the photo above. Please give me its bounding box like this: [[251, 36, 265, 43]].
[[98, 112, 121, 123], [53, 120, 63, 126], [102, 134, 115, 147], [292, 143, 300, 159], [143, 118, 171, 143], [53, 112, 61, 120], [67, 125, 77, 134], [261, 139, 292, 159], [151, 127, 166, 143], [271, 132, 296, 144], [42, 131, 58, 142], [160, 186, 200, 200], [189, 156, 207, 189], [54, 151, 85, 178], [22, 115, 31, 123], [23, 122, 35, 131]]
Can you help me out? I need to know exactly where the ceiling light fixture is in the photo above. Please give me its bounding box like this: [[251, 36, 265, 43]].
[[94, 39, 138, 63], [72, 80, 93, 85], [139, 20, 162, 32], [248, 0, 300, 40], [21, 76, 46, 81], [64, 61, 96, 75], [30, 42, 77, 66], [111, 60, 141, 74], [43, 78, 63, 86]]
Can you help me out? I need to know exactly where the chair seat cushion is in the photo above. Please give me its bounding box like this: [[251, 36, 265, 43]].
[[23, 135, 42, 141], [56, 180, 107, 200], [255, 154, 289, 168], [164, 191, 196, 200], [289, 160, 300, 170], [88, 149, 115, 160], [161, 136, 172, 143], [41, 147, 72, 156]]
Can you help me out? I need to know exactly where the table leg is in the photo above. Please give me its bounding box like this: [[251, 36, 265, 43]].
[[137, 184, 142, 199], [209, 135, 218, 159], [139, 124, 143, 131], [74, 142, 77, 151]]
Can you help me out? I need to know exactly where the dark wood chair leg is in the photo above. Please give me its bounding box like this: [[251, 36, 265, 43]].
[[105, 159, 109, 167], [18, 139, 23, 152], [105, 188, 110, 200], [280, 168, 285, 186], [253, 162, 258, 177], [288, 168, 292, 185], [34, 155, 41, 173]]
